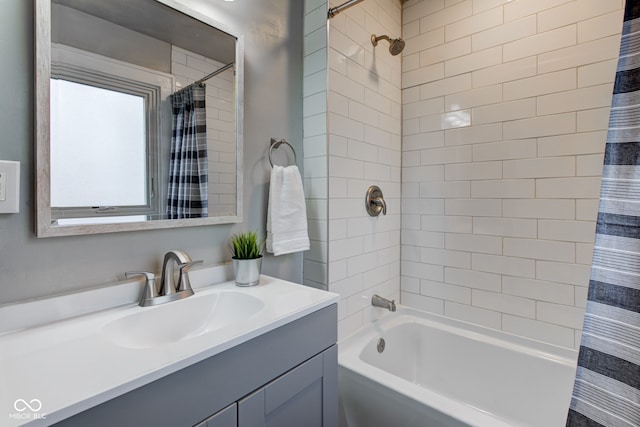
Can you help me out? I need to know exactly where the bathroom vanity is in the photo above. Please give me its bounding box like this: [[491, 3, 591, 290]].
[[57, 305, 337, 427], [0, 271, 338, 427]]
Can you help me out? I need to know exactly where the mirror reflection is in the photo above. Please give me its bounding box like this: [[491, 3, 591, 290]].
[[36, 0, 243, 236]]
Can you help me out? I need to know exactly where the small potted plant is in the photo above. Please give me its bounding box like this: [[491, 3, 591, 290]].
[[230, 230, 264, 286]]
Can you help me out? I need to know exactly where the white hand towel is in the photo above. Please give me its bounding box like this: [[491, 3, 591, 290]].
[[266, 165, 310, 256]]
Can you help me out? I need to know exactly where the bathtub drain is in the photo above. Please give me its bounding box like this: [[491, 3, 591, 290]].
[[377, 338, 385, 353]]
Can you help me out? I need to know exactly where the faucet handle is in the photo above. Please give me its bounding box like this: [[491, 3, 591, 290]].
[[177, 260, 203, 292], [372, 197, 387, 215], [125, 271, 158, 304], [366, 186, 387, 216], [179, 260, 203, 270]]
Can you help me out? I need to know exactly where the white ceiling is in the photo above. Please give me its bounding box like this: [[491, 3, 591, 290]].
[[54, 0, 236, 64]]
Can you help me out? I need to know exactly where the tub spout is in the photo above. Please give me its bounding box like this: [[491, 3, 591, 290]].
[[372, 294, 396, 312]]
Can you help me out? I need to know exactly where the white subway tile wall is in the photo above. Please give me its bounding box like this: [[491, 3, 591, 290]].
[[401, 0, 624, 349], [302, 0, 621, 348], [326, 0, 403, 340], [305, 0, 404, 337]]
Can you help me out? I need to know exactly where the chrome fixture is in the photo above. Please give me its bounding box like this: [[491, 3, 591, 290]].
[[126, 250, 202, 307], [125, 271, 157, 304], [174, 62, 234, 95], [328, 0, 407, 18], [366, 185, 387, 216], [371, 34, 405, 56], [328, 0, 366, 18], [377, 338, 386, 353], [269, 137, 297, 167], [372, 294, 396, 312]]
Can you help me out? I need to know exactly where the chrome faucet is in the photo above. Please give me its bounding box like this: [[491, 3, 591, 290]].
[[126, 250, 202, 307], [372, 294, 396, 312]]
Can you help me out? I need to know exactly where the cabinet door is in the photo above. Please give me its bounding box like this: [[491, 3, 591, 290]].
[[238, 346, 337, 427], [194, 402, 237, 427]]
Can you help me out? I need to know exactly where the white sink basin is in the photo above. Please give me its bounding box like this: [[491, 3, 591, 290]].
[[103, 291, 264, 349]]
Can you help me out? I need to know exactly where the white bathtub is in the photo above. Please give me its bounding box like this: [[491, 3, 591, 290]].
[[338, 307, 578, 427]]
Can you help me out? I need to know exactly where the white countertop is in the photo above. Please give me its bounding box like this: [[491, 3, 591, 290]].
[[0, 273, 338, 426]]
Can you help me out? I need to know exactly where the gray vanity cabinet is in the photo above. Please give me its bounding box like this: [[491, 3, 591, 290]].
[[194, 345, 337, 427], [238, 346, 337, 427], [54, 304, 337, 427]]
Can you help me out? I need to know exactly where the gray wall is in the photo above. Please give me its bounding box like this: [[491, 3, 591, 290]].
[[0, 0, 304, 305]]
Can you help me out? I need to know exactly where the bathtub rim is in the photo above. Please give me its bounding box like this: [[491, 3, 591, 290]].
[[338, 305, 579, 427]]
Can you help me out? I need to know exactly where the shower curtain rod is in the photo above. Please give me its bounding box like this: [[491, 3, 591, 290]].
[[174, 62, 235, 94], [195, 62, 234, 85], [328, 0, 407, 19], [328, 0, 365, 18]]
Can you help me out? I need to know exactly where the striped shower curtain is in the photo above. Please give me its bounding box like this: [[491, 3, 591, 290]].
[[566, 1, 640, 425], [167, 85, 208, 219]]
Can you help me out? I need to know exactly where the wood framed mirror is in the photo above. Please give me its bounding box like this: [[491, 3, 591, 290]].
[[35, 0, 244, 237]]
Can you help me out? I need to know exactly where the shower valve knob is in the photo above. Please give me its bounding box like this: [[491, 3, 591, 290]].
[[366, 185, 387, 217]]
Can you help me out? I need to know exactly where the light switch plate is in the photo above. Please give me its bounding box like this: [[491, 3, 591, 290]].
[[0, 172, 6, 201], [0, 160, 20, 213]]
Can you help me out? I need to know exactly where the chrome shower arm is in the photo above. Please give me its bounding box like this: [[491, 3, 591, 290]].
[[371, 34, 391, 46], [328, 0, 366, 18]]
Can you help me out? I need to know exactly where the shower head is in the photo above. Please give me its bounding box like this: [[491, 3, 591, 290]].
[[371, 34, 405, 56]]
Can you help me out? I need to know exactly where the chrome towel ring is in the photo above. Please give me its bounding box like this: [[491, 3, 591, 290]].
[[269, 138, 297, 167]]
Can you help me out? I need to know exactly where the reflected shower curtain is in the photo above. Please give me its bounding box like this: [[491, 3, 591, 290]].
[[567, 1, 640, 426], [167, 85, 208, 219]]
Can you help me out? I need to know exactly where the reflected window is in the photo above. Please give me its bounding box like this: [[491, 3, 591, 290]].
[[50, 79, 147, 208], [48, 42, 168, 222]]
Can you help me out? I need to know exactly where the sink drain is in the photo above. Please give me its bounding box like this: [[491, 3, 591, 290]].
[[377, 338, 385, 353]]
